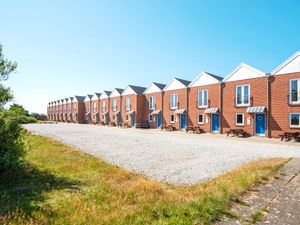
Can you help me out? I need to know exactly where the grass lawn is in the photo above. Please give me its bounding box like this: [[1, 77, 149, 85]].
[[0, 135, 288, 225]]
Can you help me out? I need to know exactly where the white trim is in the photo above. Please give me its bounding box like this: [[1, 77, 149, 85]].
[[272, 51, 300, 75], [197, 89, 208, 108], [197, 113, 204, 124], [289, 78, 300, 104], [144, 82, 164, 94], [122, 86, 137, 96], [170, 93, 178, 109], [289, 113, 300, 128], [148, 114, 153, 122], [223, 63, 265, 82], [236, 113, 244, 126], [109, 89, 122, 98], [235, 84, 251, 107], [163, 78, 190, 91], [149, 96, 155, 110], [84, 95, 92, 102], [189, 72, 220, 87]]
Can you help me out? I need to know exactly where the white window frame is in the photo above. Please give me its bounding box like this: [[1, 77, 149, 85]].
[[126, 114, 129, 121], [125, 97, 131, 111], [73, 103, 77, 113], [289, 79, 300, 104], [85, 102, 89, 113], [149, 114, 153, 122], [170, 114, 175, 123], [236, 84, 250, 107], [197, 90, 208, 108], [93, 102, 97, 113], [112, 99, 117, 112], [170, 93, 178, 109], [149, 96, 155, 110], [236, 113, 244, 126], [289, 113, 300, 128], [102, 101, 106, 112], [197, 114, 204, 124]]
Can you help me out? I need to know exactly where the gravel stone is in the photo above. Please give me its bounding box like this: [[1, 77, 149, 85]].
[[24, 123, 300, 185]]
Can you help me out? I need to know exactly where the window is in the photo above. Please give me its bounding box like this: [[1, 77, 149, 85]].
[[73, 103, 77, 113], [236, 113, 244, 126], [112, 99, 117, 111], [125, 97, 131, 111], [290, 113, 300, 127], [236, 85, 250, 106], [198, 114, 204, 124], [68, 104, 71, 112], [198, 90, 208, 108], [290, 79, 300, 104], [112, 115, 116, 120], [170, 93, 178, 109], [149, 96, 155, 110], [170, 114, 175, 123], [93, 102, 97, 113], [149, 114, 153, 122], [126, 115, 129, 121], [85, 102, 89, 113], [102, 115, 105, 121], [102, 101, 106, 112]]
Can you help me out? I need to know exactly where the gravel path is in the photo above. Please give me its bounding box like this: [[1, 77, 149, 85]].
[[24, 123, 300, 185]]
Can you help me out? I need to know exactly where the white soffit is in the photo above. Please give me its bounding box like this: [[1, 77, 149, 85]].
[[272, 51, 300, 75], [100, 92, 108, 99], [122, 86, 136, 96], [110, 89, 121, 98], [144, 83, 162, 94], [189, 72, 220, 87], [91, 94, 100, 101], [84, 95, 91, 102], [164, 78, 186, 91], [223, 63, 265, 82]]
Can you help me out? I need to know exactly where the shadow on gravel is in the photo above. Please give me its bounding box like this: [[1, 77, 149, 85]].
[[0, 164, 80, 218]]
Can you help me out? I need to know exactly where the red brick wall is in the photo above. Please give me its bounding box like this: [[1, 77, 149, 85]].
[[222, 77, 268, 136], [188, 84, 220, 132], [109, 96, 122, 124], [144, 92, 163, 128], [163, 89, 187, 130], [269, 72, 300, 137]]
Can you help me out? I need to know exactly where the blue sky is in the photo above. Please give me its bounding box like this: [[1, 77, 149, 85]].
[[1, 0, 300, 113]]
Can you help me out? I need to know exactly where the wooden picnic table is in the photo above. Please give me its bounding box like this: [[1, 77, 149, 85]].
[[186, 126, 204, 134], [163, 125, 176, 131], [279, 132, 300, 141], [226, 128, 249, 137]]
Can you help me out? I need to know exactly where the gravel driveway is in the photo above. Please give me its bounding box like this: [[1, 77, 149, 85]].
[[24, 123, 300, 185]]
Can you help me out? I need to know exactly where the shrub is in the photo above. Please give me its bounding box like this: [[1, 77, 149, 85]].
[[0, 111, 27, 172]]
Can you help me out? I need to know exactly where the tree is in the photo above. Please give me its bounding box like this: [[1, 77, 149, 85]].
[[0, 44, 26, 172], [0, 44, 17, 81]]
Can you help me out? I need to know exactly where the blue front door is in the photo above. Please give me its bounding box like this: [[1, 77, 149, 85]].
[[117, 114, 121, 125], [157, 114, 161, 128], [131, 113, 135, 127], [212, 114, 219, 132], [255, 114, 265, 136], [180, 114, 186, 129]]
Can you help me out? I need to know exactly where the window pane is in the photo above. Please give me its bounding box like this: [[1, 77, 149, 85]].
[[291, 80, 298, 102], [198, 91, 202, 107], [198, 114, 203, 123], [244, 86, 249, 104], [291, 114, 300, 126], [237, 87, 242, 104], [204, 90, 208, 106], [236, 114, 243, 124]]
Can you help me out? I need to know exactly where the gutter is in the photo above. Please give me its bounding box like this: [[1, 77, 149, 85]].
[[266, 73, 271, 138], [219, 81, 223, 134]]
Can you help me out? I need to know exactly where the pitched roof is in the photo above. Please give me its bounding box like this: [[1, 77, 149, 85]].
[[174, 77, 191, 86], [164, 77, 191, 91], [103, 90, 111, 96], [144, 82, 166, 94], [205, 72, 223, 81], [153, 82, 166, 90], [272, 51, 300, 75], [222, 63, 265, 82], [128, 85, 147, 94], [189, 72, 222, 87], [74, 95, 85, 103]]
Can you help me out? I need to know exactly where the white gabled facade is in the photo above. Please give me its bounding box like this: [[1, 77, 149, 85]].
[[189, 72, 221, 87], [122, 86, 137, 96], [223, 63, 266, 82], [164, 78, 189, 91], [144, 83, 164, 94], [272, 51, 300, 75], [110, 88, 122, 98]]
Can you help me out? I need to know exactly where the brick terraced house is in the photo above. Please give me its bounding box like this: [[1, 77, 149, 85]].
[[121, 85, 147, 128], [91, 93, 101, 124], [222, 63, 268, 136], [188, 72, 223, 133], [143, 82, 166, 128], [84, 95, 93, 124], [109, 88, 124, 126], [270, 51, 300, 137], [47, 51, 300, 139], [99, 90, 111, 125], [163, 78, 191, 130]]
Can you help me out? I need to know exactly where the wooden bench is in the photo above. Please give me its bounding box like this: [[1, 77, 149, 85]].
[[185, 126, 204, 134], [163, 125, 176, 131]]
